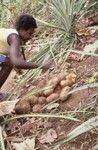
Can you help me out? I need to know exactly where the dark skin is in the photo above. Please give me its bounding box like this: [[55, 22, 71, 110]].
[[0, 28, 50, 89], [8, 28, 50, 70]]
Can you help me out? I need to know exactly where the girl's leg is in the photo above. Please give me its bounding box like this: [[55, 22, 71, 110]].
[[0, 58, 13, 88]]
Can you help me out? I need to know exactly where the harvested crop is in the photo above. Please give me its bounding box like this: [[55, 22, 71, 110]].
[[47, 77, 59, 88], [38, 96, 46, 104], [66, 73, 77, 83], [29, 95, 38, 105], [15, 101, 31, 114], [43, 87, 54, 96], [60, 80, 68, 87], [37, 79, 46, 88], [46, 93, 59, 103], [60, 86, 71, 101], [58, 72, 69, 81], [32, 104, 42, 113], [60, 79, 74, 87]]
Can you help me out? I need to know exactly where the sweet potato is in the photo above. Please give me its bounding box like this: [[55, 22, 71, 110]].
[[60, 79, 74, 87], [32, 104, 42, 113], [15, 101, 31, 114], [46, 93, 59, 103], [37, 79, 46, 88], [29, 95, 38, 106], [38, 96, 46, 104], [43, 87, 54, 96], [66, 73, 77, 83], [47, 77, 59, 88], [58, 72, 69, 81], [60, 86, 71, 101]]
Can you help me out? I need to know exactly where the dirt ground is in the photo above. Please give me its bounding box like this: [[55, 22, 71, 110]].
[[1, 22, 98, 150], [2, 55, 98, 150]]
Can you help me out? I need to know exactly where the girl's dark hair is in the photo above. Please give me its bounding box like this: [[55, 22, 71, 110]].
[[15, 14, 37, 31]]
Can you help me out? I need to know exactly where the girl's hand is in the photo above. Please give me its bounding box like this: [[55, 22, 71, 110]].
[[14, 68, 23, 75], [41, 61, 52, 70]]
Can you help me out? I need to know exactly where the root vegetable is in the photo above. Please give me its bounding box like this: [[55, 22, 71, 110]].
[[32, 104, 42, 113], [43, 77, 60, 96], [34, 89, 44, 97], [37, 80, 46, 88], [15, 101, 31, 114], [60, 80, 68, 87], [38, 97, 46, 104], [66, 73, 77, 83], [46, 93, 59, 103], [48, 77, 59, 88], [60, 86, 71, 101], [60, 79, 74, 87], [29, 95, 38, 105], [58, 72, 69, 81], [43, 87, 54, 96]]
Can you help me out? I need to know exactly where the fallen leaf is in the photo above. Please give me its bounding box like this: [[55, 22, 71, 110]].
[[85, 77, 96, 84], [12, 138, 35, 150], [46, 103, 59, 110], [0, 99, 19, 116], [81, 40, 98, 60], [39, 129, 57, 144]]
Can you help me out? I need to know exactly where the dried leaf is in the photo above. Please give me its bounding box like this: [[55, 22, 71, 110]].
[[39, 129, 57, 144], [46, 103, 59, 110], [12, 138, 35, 150], [0, 99, 19, 116], [81, 40, 98, 60], [85, 77, 96, 84]]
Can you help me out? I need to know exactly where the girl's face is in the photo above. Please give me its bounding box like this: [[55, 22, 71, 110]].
[[19, 28, 35, 42]]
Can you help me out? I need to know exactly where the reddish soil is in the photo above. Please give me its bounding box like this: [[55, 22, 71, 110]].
[[2, 55, 98, 150], [2, 19, 98, 149]]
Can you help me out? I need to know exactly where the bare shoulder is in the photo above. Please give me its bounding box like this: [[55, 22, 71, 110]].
[[7, 33, 20, 45]]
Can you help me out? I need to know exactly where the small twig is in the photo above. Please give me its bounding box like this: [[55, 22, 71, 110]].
[[2, 113, 79, 125], [0, 125, 5, 150], [6, 140, 13, 150]]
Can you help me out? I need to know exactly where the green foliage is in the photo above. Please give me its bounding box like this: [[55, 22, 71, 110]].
[[53, 115, 98, 146], [40, 0, 97, 37], [0, 0, 47, 27], [1, 0, 98, 149], [6, 0, 98, 100]]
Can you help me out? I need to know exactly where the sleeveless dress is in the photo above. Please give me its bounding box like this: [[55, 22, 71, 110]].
[[0, 28, 18, 64]]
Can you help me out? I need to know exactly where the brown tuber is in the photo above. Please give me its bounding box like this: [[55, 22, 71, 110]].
[[60, 79, 74, 87], [46, 93, 59, 103], [29, 95, 38, 106], [37, 79, 46, 88], [32, 104, 42, 113], [38, 96, 46, 104], [15, 101, 31, 114], [58, 72, 69, 81], [47, 77, 59, 88], [43, 87, 54, 96], [66, 73, 77, 83], [60, 86, 71, 101]]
